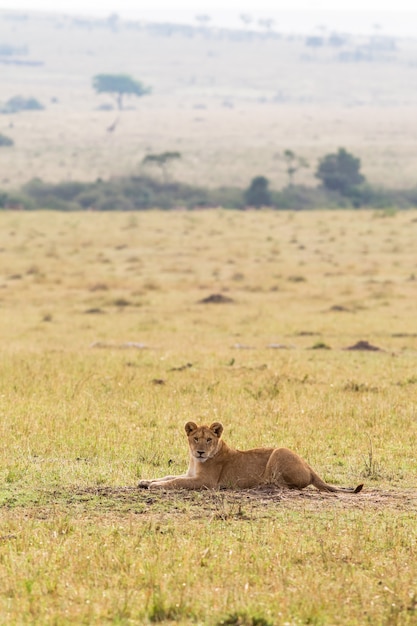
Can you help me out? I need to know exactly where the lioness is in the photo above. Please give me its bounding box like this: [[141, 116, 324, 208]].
[[138, 422, 363, 493]]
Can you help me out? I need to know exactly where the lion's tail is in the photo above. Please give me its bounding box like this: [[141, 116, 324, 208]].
[[312, 472, 363, 494]]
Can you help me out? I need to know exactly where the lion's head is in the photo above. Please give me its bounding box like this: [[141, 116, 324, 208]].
[[185, 421, 223, 462]]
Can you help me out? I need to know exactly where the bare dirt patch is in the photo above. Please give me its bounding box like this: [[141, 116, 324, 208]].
[[29, 485, 417, 521]]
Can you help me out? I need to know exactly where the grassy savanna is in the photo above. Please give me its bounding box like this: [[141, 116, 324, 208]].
[[2, 11, 417, 191], [4, 104, 417, 193], [0, 209, 416, 625]]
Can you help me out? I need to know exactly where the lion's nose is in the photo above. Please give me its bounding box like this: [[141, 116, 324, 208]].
[[197, 451, 205, 457]]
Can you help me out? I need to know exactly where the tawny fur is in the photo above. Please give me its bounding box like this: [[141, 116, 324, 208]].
[[138, 422, 363, 493]]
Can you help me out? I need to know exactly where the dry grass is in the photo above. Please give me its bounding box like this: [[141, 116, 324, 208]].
[[4, 105, 417, 191], [0, 209, 416, 624], [1, 14, 417, 624]]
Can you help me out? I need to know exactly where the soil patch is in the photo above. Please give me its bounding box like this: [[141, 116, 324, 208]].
[[31, 485, 417, 520], [329, 305, 352, 312], [198, 293, 234, 304], [7, 486, 416, 525], [344, 340, 383, 352]]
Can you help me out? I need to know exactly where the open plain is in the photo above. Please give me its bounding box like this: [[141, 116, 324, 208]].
[[0, 209, 416, 624], [1, 7, 417, 625], [1, 10, 417, 192]]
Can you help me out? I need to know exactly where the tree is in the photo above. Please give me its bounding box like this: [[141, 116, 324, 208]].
[[240, 13, 253, 29], [195, 14, 211, 27], [306, 35, 324, 48], [258, 18, 275, 33], [282, 149, 309, 186], [142, 151, 181, 183], [329, 33, 348, 47], [315, 148, 365, 195], [244, 176, 271, 207], [92, 74, 151, 110], [107, 12, 119, 32]]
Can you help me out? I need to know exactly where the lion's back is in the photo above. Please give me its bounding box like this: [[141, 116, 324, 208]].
[[217, 447, 275, 488]]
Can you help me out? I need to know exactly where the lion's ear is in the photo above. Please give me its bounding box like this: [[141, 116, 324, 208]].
[[185, 421, 198, 436], [209, 422, 223, 438]]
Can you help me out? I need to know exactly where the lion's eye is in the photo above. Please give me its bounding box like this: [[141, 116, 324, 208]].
[[207, 438, 212, 443], [194, 437, 199, 442]]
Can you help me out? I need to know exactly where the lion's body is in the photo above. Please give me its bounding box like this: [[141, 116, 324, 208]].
[[138, 422, 363, 493]]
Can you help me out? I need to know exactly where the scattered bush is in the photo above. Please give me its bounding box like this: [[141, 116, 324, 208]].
[[0, 44, 28, 56], [217, 612, 273, 626], [271, 185, 343, 210], [0, 190, 36, 210], [3, 162, 417, 212], [0, 95, 44, 114], [316, 147, 365, 196], [17, 176, 215, 211], [24, 179, 88, 202], [244, 176, 271, 207], [0, 132, 14, 146], [95, 103, 114, 111], [310, 341, 331, 350]]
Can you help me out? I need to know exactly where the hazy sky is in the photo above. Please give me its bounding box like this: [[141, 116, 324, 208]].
[[2, 0, 416, 9], [0, 0, 417, 13], [2, 0, 417, 35]]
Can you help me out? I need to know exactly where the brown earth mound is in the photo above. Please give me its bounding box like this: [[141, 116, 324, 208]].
[[198, 293, 234, 304], [329, 305, 351, 312], [344, 340, 383, 351]]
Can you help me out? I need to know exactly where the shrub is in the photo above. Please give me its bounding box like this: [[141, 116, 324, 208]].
[[0, 132, 14, 146], [0, 191, 35, 210], [0, 96, 44, 114], [244, 176, 271, 207], [316, 148, 365, 196], [0, 44, 27, 56], [208, 186, 244, 209], [14, 173, 417, 212], [23, 179, 89, 202], [95, 194, 135, 211]]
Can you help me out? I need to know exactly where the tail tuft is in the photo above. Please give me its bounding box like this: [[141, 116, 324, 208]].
[[353, 484, 364, 494]]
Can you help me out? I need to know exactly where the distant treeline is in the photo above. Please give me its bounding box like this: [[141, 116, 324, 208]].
[[1, 176, 417, 211], [2, 10, 399, 63]]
